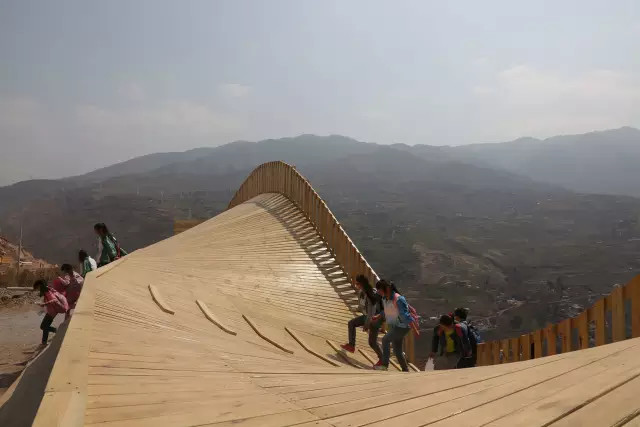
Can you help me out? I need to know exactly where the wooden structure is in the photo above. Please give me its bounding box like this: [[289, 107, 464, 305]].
[[173, 219, 206, 235], [5, 161, 640, 426], [477, 275, 640, 366]]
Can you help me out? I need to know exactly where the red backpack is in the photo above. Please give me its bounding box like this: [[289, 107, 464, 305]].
[[392, 293, 421, 336], [47, 289, 69, 314]]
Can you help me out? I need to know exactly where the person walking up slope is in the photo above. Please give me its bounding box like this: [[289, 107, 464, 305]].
[[340, 274, 384, 361], [372, 280, 414, 372]]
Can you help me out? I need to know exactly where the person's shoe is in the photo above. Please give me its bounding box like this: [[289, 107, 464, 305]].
[[373, 359, 383, 367], [340, 344, 355, 353], [373, 364, 388, 371]]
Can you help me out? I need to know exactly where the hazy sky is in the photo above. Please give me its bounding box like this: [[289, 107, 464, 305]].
[[1, 0, 639, 185]]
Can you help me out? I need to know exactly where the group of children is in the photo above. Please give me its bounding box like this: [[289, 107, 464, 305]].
[[32, 223, 126, 346], [341, 274, 481, 371]]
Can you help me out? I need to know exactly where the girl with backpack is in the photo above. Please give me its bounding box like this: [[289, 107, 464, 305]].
[[340, 274, 383, 361], [33, 279, 69, 345], [372, 280, 416, 372], [94, 223, 128, 267]]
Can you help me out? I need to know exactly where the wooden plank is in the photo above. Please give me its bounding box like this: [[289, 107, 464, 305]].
[[520, 334, 531, 361], [558, 318, 572, 353], [590, 298, 606, 346], [326, 340, 361, 369], [611, 285, 626, 342], [533, 329, 543, 359], [285, 327, 341, 367], [545, 324, 557, 356], [357, 348, 376, 365], [492, 340, 501, 364], [196, 299, 237, 335], [476, 343, 486, 366], [148, 284, 175, 315], [242, 315, 294, 354], [631, 276, 640, 338], [550, 374, 640, 427], [500, 339, 510, 363], [509, 337, 520, 362], [574, 311, 589, 350]]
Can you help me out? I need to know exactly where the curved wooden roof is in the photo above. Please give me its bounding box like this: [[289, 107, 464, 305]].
[[19, 162, 640, 426]]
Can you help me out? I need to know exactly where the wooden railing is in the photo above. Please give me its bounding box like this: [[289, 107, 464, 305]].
[[228, 161, 416, 363], [477, 274, 640, 366]]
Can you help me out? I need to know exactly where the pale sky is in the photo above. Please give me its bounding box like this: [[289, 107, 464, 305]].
[[1, 0, 639, 185]]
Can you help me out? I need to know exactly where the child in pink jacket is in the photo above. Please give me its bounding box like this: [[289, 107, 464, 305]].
[[33, 279, 69, 345]]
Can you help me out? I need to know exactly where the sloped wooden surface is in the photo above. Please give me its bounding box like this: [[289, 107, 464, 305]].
[[31, 193, 640, 426]]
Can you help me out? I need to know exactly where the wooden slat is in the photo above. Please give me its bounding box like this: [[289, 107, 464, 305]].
[[545, 324, 557, 356], [242, 315, 294, 354], [520, 334, 531, 361], [533, 329, 543, 359], [611, 285, 626, 342], [559, 318, 572, 353], [285, 327, 341, 367], [575, 311, 589, 350], [492, 340, 500, 364], [631, 277, 640, 338], [500, 339, 510, 363], [509, 337, 520, 362], [326, 340, 361, 369], [148, 284, 175, 315], [476, 343, 487, 366], [196, 299, 237, 335], [590, 298, 606, 346]]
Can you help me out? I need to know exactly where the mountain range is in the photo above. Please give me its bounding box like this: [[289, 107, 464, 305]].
[[1, 127, 639, 342]]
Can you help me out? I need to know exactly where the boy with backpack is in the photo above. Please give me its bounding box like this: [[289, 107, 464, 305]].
[[454, 307, 482, 368], [430, 314, 471, 370], [33, 279, 69, 345]]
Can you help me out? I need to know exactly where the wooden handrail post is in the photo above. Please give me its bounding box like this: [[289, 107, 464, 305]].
[[611, 285, 625, 342]]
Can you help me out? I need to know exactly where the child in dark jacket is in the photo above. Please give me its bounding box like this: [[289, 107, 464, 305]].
[[341, 274, 383, 360]]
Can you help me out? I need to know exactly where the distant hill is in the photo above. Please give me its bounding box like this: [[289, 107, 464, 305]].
[[441, 127, 640, 197]]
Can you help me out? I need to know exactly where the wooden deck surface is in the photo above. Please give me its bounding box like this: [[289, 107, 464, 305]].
[[30, 193, 640, 426]]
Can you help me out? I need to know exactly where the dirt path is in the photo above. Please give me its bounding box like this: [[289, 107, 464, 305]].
[[0, 305, 63, 397]]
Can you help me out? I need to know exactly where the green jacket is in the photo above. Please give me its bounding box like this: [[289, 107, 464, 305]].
[[99, 236, 118, 266]]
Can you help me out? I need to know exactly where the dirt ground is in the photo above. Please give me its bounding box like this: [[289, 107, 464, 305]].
[[0, 302, 63, 397]]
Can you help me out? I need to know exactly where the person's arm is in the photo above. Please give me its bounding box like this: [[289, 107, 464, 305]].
[[430, 325, 439, 357]]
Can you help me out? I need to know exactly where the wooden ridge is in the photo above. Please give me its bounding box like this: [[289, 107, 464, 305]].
[[196, 299, 237, 335], [243, 314, 294, 354], [285, 327, 341, 367], [148, 284, 175, 315]]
